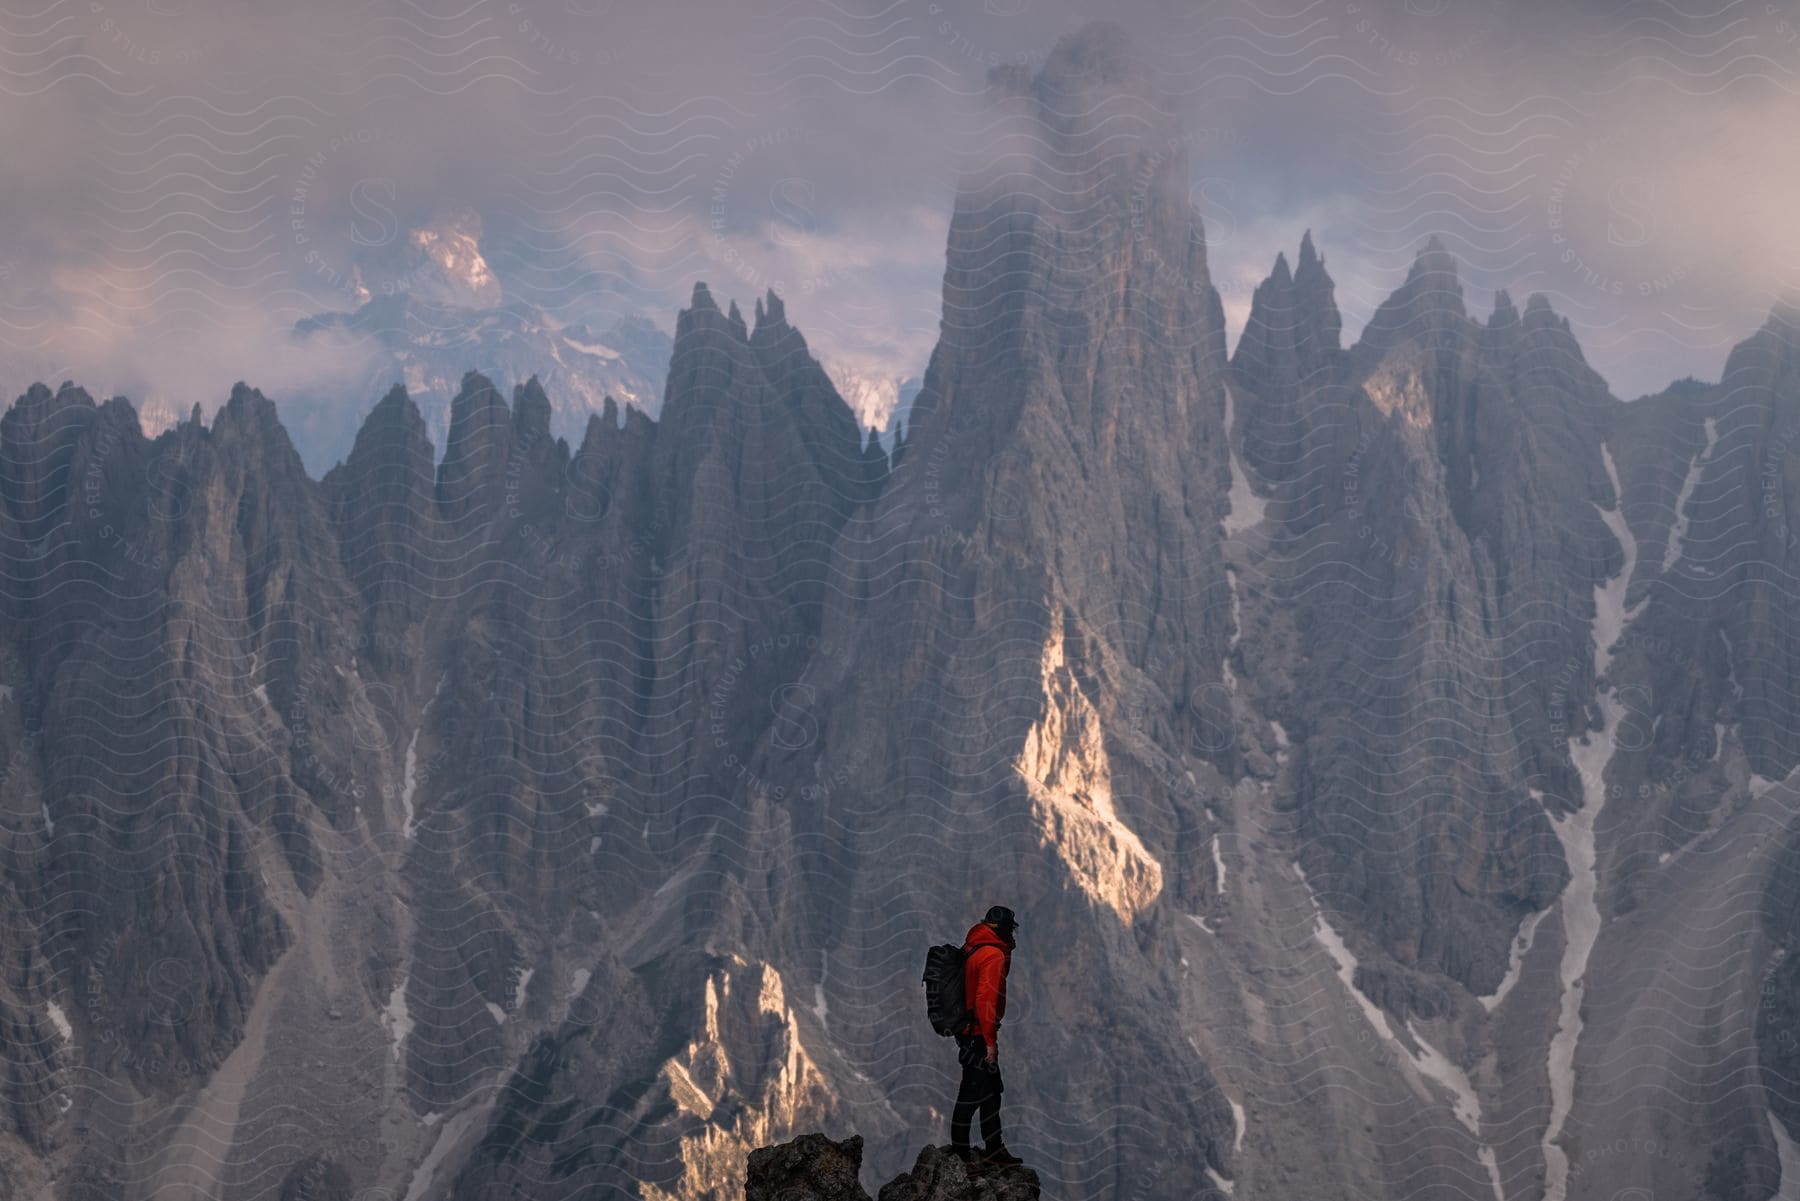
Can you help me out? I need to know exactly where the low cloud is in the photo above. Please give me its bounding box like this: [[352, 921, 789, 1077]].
[[0, 0, 1794, 428]]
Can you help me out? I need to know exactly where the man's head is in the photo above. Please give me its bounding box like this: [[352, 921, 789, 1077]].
[[983, 905, 1018, 944]]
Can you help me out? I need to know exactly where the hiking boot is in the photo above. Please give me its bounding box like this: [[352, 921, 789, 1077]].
[[945, 1144, 980, 1166], [981, 1144, 1024, 1167]]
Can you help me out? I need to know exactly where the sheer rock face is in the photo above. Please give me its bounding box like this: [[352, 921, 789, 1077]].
[[1590, 303, 1800, 1200], [1226, 226, 1800, 1196], [0, 272, 881, 1197], [757, 20, 1242, 1192], [5, 20, 1800, 1201], [321, 382, 440, 673], [1231, 233, 1345, 485], [1229, 236, 1637, 998]]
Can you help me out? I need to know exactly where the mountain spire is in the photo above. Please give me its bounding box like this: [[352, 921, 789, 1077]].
[[1352, 236, 1466, 358], [1298, 228, 1320, 273], [1232, 236, 1343, 390]]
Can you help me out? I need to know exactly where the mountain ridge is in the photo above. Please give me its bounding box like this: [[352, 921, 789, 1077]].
[[2, 21, 1800, 1201]]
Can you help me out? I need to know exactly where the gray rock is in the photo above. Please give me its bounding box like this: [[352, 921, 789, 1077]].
[[742, 1135, 1042, 1201], [746, 1133, 871, 1201], [876, 1145, 1041, 1201]]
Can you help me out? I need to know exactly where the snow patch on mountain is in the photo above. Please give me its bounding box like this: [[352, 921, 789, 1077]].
[[822, 359, 921, 435], [1543, 449, 1641, 1201], [382, 977, 413, 1063], [1662, 416, 1718, 570], [1479, 907, 1547, 1012]]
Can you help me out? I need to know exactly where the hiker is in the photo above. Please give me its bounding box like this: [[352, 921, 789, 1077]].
[[950, 905, 1023, 1167]]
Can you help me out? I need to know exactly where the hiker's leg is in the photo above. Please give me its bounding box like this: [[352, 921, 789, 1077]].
[[950, 1067, 981, 1148], [979, 1086, 1002, 1149]]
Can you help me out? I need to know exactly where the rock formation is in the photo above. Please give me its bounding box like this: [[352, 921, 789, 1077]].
[[744, 1133, 1040, 1201], [2, 19, 1800, 1201]]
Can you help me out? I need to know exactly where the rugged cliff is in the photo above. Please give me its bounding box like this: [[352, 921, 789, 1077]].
[[2, 20, 1800, 1201]]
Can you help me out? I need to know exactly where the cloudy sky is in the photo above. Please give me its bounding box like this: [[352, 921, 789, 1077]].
[[2, 0, 1796, 457]]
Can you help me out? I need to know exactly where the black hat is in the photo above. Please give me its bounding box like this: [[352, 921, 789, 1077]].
[[983, 905, 1017, 933]]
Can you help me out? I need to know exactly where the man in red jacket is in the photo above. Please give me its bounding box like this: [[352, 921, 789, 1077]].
[[950, 905, 1023, 1166]]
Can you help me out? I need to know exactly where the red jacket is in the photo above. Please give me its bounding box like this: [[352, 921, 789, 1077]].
[[959, 921, 1012, 1053]]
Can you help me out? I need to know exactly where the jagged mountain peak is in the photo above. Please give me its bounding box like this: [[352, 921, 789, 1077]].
[[451, 369, 506, 411], [982, 18, 1175, 157], [577, 409, 606, 457], [224, 378, 273, 414], [1409, 234, 1460, 286], [753, 287, 788, 336], [1298, 227, 1321, 271], [1520, 291, 1575, 335], [1351, 236, 1468, 360], [1, 380, 108, 540], [922, 17, 1217, 440], [438, 370, 512, 514], [4, 380, 96, 436], [372, 380, 423, 424], [48, 380, 91, 408], [214, 379, 309, 460], [676, 282, 745, 347], [749, 294, 815, 369], [1270, 250, 1293, 286], [512, 374, 553, 444], [336, 382, 432, 473], [1036, 19, 1139, 91], [1369, 233, 1462, 322], [659, 276, 870, 532], [1232, 235, 1344, 391], [571, 390, 653, 463]]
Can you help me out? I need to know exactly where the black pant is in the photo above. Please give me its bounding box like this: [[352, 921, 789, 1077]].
[[950, 1036, 1004, 1150]]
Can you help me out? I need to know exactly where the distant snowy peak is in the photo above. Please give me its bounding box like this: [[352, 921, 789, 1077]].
[[289, 294, 671, 472], [343, 208, 504, 310], [821, 361, 922, 438], [135, 399, 183, 438], [409, 219, 501, 309]]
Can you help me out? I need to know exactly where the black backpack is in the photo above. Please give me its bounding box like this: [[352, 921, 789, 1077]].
[[921, 943, 973, 1037]]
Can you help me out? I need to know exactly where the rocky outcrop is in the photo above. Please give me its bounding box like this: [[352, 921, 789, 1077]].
[[743, 1133, 1040, 1201], [745, 1133, 871, 1201], [877, 1145, 1041, 1201]]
